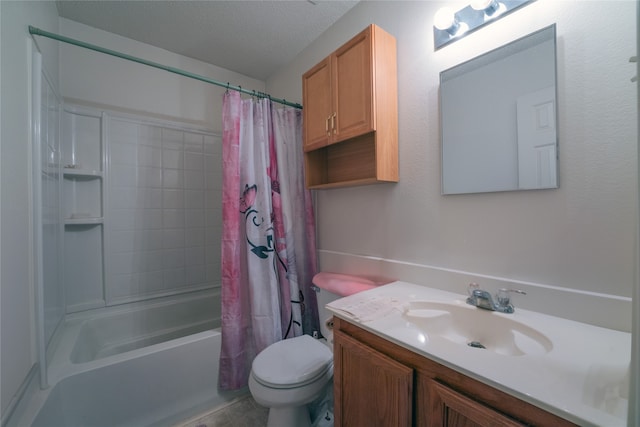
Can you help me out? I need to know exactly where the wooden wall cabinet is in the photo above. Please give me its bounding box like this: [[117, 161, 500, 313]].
[[333, 317, 577, 427], [302, 24, 398, 189]]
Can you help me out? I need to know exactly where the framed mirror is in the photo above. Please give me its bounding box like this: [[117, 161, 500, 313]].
[[440, 25, 558, 195]]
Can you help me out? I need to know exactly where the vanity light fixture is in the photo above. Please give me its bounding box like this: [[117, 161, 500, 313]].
[[433, 0, 535, 50], [470, 0, 506, 18]]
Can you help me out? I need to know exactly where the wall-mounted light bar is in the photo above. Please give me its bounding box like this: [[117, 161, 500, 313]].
[[434, 0, 535, 50]]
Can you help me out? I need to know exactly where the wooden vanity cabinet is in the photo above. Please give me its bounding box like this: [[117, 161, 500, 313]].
[[428, 380, 525, 427], [334, 332, 413, 426], [302, 24, 398, 189], [333, 317, 578, 427]]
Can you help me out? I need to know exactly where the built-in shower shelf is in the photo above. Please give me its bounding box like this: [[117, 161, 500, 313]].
[[61, 107, 106, 314], [63, 169, 103, 179], [65, 217, 103, 225]]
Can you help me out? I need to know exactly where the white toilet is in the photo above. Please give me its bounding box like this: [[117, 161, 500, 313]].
[[248, 334, 333, 427], [249, 273, 377, 427]]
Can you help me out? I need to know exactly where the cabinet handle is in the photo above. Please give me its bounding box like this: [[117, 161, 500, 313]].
[[331, 112, 337, 135]]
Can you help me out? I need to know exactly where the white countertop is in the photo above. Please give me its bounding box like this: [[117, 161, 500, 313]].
[[326, 281, 631, 427]]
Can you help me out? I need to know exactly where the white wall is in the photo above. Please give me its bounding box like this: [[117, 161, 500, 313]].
[[0, 0, 59, 419], [59, 18, 266, 132], [268, 1, 637, 331]]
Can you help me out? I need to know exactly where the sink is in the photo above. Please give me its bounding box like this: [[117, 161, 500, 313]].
[[402, 300, 553, 356], [327, 281, 631, 426]]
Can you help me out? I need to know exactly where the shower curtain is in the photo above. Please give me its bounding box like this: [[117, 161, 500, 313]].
[[219, 90, 318, 390]]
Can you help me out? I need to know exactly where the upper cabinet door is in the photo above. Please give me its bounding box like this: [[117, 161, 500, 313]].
[[302, 25, 376, 151], [302, 57, 332, 151], [333, 27, 373, 142]]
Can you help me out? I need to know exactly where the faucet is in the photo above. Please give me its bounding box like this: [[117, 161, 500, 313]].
[[465, 283, 526, 313]]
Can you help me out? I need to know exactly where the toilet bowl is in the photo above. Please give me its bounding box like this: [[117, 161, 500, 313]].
[[249, 334, 333, 427], [248, 272, 382, 427]]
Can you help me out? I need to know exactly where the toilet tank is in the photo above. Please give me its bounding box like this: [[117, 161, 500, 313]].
[[312, 272, 382, 341], [316, 288, 341, 340]]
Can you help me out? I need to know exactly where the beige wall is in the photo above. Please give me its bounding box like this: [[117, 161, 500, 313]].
[[268, 1, 637, 330]]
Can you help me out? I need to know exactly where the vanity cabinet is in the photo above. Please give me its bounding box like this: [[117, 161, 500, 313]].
[[302, 24, 398, 189], [428, 380, 524, 427], [333, 332, 412, 426], [333, 317, 577, 427]]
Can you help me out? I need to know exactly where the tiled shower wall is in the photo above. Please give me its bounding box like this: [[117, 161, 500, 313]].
[[106, 117, 221, 304]]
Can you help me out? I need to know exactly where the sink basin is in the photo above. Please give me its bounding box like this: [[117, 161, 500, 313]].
[[402, 300, 553, 356]]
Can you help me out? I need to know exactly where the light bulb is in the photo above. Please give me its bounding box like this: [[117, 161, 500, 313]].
[[471, 0, 504, 17], [470, 0, 494, 10], [434, 7, 457, 31]]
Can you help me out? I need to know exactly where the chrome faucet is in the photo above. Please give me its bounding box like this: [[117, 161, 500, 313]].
[[465, 283, 526, 314]]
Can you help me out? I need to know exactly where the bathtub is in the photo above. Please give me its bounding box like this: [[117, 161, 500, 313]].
[[69, 292, 218, 364], [11, 290, 247, 427]]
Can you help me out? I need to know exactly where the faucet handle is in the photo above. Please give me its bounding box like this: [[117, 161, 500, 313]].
[[497, 288, 526, 306], [468, 282, 480, 296]]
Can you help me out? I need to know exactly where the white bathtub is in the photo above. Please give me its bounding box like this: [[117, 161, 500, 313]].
[[69, 293, 218, 364], [11, 290, 247, 427]]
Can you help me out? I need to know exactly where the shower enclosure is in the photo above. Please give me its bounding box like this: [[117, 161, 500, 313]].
[[15, 50, 242, 426]]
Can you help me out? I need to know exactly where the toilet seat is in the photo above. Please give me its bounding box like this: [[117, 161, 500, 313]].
[[252, 335, 333, 389]]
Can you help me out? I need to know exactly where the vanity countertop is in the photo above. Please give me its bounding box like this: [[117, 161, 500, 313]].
[[326, 281, 631, 427]]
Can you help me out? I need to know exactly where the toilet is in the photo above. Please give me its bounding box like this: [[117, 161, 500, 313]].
[[249, 273, 379, 427]]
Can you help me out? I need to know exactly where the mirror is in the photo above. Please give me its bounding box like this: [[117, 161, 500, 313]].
[[440, 25, 558, 195]]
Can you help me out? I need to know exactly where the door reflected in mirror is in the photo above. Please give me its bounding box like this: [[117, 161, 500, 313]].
[[440, 25, 558, 195]]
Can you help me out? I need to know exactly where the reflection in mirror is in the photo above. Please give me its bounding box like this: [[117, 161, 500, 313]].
[[440, 25, 558, 195]]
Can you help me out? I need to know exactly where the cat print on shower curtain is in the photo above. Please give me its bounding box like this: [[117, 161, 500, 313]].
[[219, 90, 318, 390]]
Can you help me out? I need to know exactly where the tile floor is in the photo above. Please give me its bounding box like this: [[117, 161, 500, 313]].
[[175, 395, 269, 427]]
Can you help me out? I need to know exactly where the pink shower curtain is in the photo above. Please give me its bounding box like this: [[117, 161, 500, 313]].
[[219, 91, 318, 390]]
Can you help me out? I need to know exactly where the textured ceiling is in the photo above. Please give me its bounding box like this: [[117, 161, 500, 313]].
[[56, 0, 359, 81]]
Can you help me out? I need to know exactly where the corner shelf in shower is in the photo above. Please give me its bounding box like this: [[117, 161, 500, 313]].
[[63, 168, 103, 179], [63, 168, 103, 226], [64, 217, 104, 225], [62, 107, 107, 313]]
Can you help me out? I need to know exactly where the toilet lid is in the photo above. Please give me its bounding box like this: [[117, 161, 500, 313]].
[[252, 335, 333, 389]]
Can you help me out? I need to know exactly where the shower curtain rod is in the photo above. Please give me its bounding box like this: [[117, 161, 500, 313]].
[[28, 25, 303, 109]]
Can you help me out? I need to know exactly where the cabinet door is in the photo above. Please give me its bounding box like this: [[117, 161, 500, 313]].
[[332, 26, 373, 143], [427, 380, 525, 427], [302, 57, 332, 151], [334, 331, 412, 427]]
